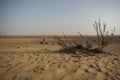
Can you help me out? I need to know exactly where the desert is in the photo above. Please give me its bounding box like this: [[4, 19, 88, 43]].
[[0, 36, 120, 80], [1, 0, 120, 80]]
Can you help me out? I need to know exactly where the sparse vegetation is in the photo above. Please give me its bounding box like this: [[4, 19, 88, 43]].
[[55, 19, 115, 53], [54, 37, 75, 53]]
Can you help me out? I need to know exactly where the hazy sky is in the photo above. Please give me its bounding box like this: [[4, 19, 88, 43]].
[[0, 0, 120, 35]]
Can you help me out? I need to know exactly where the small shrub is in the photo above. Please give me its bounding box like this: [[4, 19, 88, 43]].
[[54, 36, 76, 53]]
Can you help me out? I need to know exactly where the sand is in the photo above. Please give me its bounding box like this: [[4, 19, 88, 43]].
[[0, 37, 120, 80]]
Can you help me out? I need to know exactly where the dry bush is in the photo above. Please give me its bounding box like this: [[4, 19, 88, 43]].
[[77, 32, 96, 50], [77, 19, 115, 53], [54, 19, 115, 53], [93, 19, 115, 52], [54, 36, 76, 53]]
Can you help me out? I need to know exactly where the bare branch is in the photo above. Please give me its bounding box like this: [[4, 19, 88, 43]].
[[77, 32, 97, 44]]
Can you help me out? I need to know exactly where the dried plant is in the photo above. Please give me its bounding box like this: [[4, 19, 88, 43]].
[[54, 19, 115, 53], [78, 32, 97, 44], [93, 18, 115, 51], [54, 36, 75, 53], [77, 33, 93, 51]]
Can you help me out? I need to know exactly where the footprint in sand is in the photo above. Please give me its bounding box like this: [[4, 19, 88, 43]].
[[13, 76, 28, 80], [33, 66, 45, 73], [35, 57, 38, 61], [94, 72, 107, 80], [63, 75, 75, 80]]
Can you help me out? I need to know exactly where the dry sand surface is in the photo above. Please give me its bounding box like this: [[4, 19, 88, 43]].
[[0, 36, 120, 80]]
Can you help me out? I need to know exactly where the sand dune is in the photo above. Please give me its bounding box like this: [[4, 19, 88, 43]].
[[0, 37, 120, 80]]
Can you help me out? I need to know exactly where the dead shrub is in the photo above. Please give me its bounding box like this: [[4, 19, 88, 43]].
[[54, 19, 115, 53], [54, 36, 76, 53], [93, 18, 115, 52]]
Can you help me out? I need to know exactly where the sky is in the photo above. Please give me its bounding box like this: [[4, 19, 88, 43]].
[[0, 0, 120, 35]]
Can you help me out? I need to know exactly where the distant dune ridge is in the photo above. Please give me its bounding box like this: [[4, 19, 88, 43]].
[[0, 36, 120, 80]]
